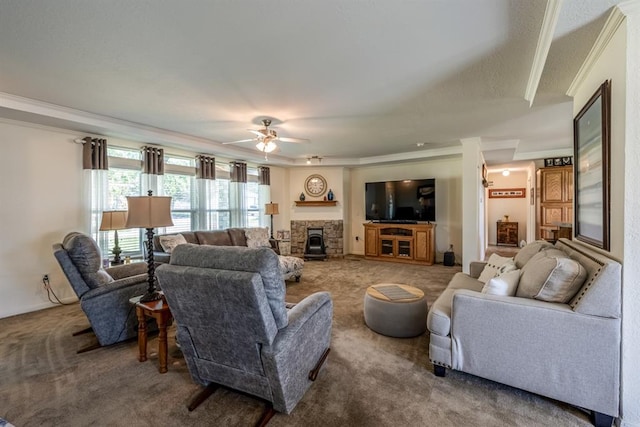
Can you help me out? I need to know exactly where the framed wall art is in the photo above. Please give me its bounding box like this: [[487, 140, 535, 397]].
[[488, 188, 526, 199], [573, 80, 611, 250]]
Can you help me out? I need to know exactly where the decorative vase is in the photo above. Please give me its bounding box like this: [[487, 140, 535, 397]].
[[327, 189, 334, 201], [299, 192, 306, 201], [504, 215, 510, 222]]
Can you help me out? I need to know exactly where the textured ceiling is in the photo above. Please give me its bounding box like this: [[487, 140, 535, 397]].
[[0, 0, 623, 166]]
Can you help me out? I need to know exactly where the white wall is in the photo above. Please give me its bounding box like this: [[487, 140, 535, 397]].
[[0, 120, 85, 317], [348, 157, 462, 262], [486, 170, 528, 245], [572, 12, 640, 426], [288, 167, 346, 221], [461, 138, 485, 272]]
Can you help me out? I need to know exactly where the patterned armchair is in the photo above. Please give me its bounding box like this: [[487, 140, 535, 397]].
[[156, 244, 332, 424], [52, 232, 150, 351]]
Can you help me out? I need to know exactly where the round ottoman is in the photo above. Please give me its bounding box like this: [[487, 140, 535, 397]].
[[363, 283, 428, 338]]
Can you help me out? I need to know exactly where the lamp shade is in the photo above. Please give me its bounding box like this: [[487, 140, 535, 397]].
[[265, 202, 279, 215], [99, 210, 128, 231], [125, 196, 174, 228]]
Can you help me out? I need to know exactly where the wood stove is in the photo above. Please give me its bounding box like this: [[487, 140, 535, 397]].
[[304, 227, 327, 260]]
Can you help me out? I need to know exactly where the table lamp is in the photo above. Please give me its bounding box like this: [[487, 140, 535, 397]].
[[99, 210, 128, 265], [126, 191, 173, 302], [265, 202, 279, 239]]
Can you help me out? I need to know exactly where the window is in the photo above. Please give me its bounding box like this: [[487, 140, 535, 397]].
[[246, 167, 261, 227], [104, 147, 143, 257], [95, 147, 269, 258]]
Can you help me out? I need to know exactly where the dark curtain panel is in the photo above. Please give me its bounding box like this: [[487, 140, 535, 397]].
[[230, 161, 247, 183], [258, 166, 270, 186], [196, 155, 216, 180], [142, 146, 164, 175], [82, 137, 109, 170]]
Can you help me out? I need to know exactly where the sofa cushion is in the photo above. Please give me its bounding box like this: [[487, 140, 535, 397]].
[[228, 228, 248, 246], [245, 227, 271, 248], [63, 232, 114, 289], [517, 249, 587, 303], [513, 240, 554, 268], [477, 254, 515, 283], [158, 233, 187, 254], [195, 230, 233, 246], [481, 269, 521, 296]]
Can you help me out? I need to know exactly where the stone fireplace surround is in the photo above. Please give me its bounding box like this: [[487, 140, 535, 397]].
[[290, 220, 343, 258]]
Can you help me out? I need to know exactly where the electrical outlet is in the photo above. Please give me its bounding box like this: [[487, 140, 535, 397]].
[[43, 274, 49, 282]]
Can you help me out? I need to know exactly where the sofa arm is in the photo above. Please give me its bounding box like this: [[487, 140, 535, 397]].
[[450, 289, 620, 416], [106, 262, 148, 280], [262, 292, 333, 413], [82, 274, 149, 300], [468, 261, 486, 278]]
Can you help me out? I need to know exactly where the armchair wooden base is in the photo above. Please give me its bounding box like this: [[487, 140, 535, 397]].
[[309, 348, 331, 381]]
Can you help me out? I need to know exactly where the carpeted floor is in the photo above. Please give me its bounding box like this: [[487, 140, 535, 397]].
[[0, 258, 591, 426]]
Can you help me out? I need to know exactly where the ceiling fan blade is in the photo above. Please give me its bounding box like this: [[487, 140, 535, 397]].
[[249, 129, 267, 137], [278, 137, 310, 143], [222, 139, 255, 145]]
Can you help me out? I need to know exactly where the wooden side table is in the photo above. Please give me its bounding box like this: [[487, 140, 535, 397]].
[[129, 294, 173, 373]]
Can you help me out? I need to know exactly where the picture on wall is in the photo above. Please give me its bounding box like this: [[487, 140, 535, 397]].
[[488, 188, 526, 199], [573, 79, 611, 250]]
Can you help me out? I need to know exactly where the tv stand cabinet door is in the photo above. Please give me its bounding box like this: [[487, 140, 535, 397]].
[[365, 227, 378, 256], [414, 229, 432, 262]]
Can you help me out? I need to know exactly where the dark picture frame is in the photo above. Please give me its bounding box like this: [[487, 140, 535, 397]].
[[573, 80, 611, 250], [488, 188, 526, 199]]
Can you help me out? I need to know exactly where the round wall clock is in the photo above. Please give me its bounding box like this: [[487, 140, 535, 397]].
[[304, 174, 328, 197]]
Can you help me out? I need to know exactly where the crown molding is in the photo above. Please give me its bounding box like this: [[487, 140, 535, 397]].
[[566, 6, 626, 97], [525, 0, 563, 106], [617, 0, 640, 16]]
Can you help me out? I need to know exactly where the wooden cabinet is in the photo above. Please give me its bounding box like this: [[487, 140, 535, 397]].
[[496, 222, 518, 246], [363, 223, 435, 265], [537, 166, 573, 241]]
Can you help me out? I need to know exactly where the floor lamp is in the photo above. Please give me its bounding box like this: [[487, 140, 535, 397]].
[[265, 202, 279, 239], [99, 210, 128, 265], [126, 191, 173, 302]]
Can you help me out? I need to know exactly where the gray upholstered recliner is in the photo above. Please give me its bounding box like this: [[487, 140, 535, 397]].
[[156, 244, 332, 424], [53, 232, 151, 351]]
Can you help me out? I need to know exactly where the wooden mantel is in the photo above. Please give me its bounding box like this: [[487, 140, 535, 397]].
[[295, 200, 337, 207]]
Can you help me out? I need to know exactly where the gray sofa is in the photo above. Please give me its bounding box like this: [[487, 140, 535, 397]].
[[152, 228, 280, 263], [427, 238, 621, 427], [156, 244, 332, 422], [152, 228, 304, 282]]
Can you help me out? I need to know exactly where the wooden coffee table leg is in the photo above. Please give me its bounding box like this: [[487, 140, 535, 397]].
[[136, 306, 148, 362], [157, 312, 168, 374]]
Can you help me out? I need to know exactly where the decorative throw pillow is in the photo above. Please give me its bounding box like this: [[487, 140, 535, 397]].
[[158, 234, 188, 254], [517, 249, 587, 303], [244, 227, 271, 248], [513, 240, 554, 268], [478, 254, 515, 283], [482, 269, 521, 296]]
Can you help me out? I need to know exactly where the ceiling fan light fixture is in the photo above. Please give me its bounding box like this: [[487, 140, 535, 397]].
[[256, 141, 277, 153]]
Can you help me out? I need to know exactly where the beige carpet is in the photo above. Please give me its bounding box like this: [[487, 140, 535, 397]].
[[0, 258, 590, 426]]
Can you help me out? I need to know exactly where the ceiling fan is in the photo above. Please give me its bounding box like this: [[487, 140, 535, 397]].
[[222, 119, 309, 157]]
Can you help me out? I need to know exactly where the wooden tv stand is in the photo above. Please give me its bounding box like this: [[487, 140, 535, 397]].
[[364, 222, 435, 265]]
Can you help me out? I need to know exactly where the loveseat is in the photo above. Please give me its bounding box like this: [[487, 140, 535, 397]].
[[152, 227, 304, 282], [427, 238, 621, 427]]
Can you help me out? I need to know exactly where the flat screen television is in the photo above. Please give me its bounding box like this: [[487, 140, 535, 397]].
[[365, 178, 435, 222]]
